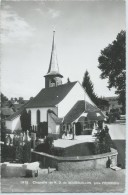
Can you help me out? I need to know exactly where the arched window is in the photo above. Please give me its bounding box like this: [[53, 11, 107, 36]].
[[37, 110, 40, 124], [28, 110, 31, 124]]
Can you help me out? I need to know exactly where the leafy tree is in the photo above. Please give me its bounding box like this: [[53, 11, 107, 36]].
[[18, 97, 24, 104], [98, 30, 126, 113], [30, 97, 34, 100], [1, 93, 8, 107]]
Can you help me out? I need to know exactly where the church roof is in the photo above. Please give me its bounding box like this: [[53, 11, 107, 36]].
[[44, 31, 63, 78], [63, 100, 104, 123], [44, 71, 63, 78], [26, 81, 77, 108]]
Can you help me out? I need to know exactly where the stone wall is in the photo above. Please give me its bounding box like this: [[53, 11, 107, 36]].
[[32, 148, 118, 171]]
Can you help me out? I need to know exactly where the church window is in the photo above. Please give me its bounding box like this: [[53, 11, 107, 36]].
[[37, 110, 40, 124], [28, 110, 31, 124]]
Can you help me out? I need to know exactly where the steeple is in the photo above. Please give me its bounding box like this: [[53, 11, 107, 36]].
[[48, 31, 59, 74], [44, 31, 63, 88]]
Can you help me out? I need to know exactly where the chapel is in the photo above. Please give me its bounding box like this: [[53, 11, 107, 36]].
[[6, 32, 105, 137]]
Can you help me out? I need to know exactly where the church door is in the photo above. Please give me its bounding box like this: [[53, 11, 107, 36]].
[[75, 122, 82, 135], [38, 122, 48, 138]]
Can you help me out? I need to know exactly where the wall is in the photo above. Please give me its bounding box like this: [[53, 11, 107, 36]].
[[58, 82, 96, 118], [6, 121, 12, 130], [6, 116, 21, 131], [56, 125, 60, 134], [32, 148, 118, 170], [57, 155, 117, 171], [48, 114, 56, 134], [48, 114, 60, 136], [26, 107, 58, 126]]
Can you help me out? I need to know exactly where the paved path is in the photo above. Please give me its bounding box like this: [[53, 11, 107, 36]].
[[107, 123, 126, 168], [107, 123, 126, 140], [54, 135, 95, 148]]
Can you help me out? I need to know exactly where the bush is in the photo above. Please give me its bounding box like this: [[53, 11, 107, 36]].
[[1, 141, 31, 163], [52, 147, 64, 156], [1, 145, 16, 162], [44, 136, 54, 147], [23, 141, 31, 163], [15, 145, 24, 162], [94, 128, 112, 154], [16, 141, 31, 163], [35, 136, 54, 154]]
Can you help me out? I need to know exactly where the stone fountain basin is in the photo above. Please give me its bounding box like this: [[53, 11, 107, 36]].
[[32, 148, 118, 171]]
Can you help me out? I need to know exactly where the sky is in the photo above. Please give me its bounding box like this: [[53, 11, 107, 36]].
[[1, 0, 126, 100]]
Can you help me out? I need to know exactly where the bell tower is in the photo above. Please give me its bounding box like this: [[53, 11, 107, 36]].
[[44, 31, 63, 88]]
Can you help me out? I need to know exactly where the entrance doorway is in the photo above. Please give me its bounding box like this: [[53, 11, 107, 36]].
[[75, 122, 82, 135]]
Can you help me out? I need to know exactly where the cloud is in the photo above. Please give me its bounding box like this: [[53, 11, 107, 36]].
[[1, 8, 35, 44], [34, 8, 43, 14], [48, 8, 60, 19]]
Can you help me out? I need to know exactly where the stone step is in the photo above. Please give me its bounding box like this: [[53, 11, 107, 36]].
[[110, 166, 122, 171]]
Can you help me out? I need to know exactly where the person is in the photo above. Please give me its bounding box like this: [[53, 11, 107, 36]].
[[106, 157, 112, 168], [104, 125, 109, 133]]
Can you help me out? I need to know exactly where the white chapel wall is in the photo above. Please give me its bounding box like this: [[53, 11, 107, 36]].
[[26, 107, 58, 126], [58, 82, 84, 118], [48, 115, 56, 134], [58, 82, 96, 118]]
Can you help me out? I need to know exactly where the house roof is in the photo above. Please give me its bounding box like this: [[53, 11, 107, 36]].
[[1, 107, 14, 116], [78, 111, 105, 122], [26, 81, 77, 108], [63, 100, 104, 123], [13, 104, 25, 111], [6, 101, 31, 121]]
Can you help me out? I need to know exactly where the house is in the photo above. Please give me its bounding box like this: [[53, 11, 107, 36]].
[[5, 101, 30, 131], [1, 107, 14, 120], [5, 32, 105, 136]]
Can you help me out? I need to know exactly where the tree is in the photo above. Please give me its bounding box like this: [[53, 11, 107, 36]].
[[82, 70, 97, 103], [1, 93, 8, 107], [30, 97, 34, 100], [98, 30, 126, 113], [82, 70, 108, 108], [20, 109, 31, 133], [18, 97, 24, 104]]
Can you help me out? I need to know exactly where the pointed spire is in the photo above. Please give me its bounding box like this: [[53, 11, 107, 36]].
[[47, 31, 59, 74]]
